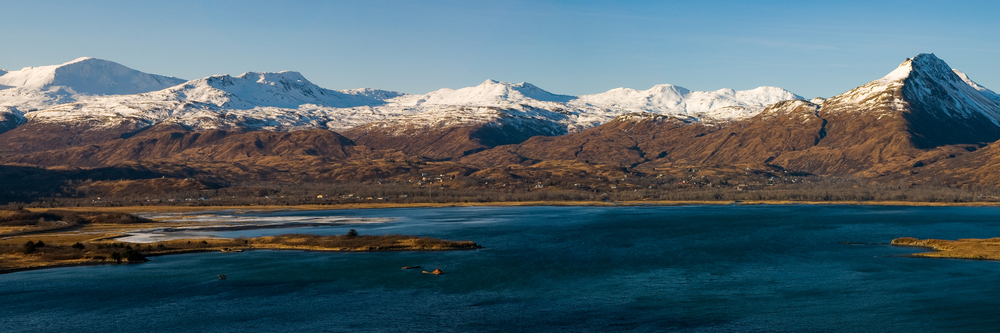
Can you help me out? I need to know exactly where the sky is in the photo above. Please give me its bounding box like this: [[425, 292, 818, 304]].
[[2, 0, 998, 98]]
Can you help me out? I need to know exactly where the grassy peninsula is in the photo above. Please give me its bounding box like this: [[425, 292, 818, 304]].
[[0, 208, 480, 274], [892, 237, 1000, 260]]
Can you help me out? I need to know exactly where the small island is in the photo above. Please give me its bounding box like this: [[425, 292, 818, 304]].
[[891, 237, 1000, 260], [0, 209, 480, 274]]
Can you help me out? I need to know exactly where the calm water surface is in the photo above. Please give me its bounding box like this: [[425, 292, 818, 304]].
[[3, 205, 1000, 332]]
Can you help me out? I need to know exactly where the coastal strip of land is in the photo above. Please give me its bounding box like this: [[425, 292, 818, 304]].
[[0, 209, 481, 274], [892, 237, 1000, 260], [1, 233, 481, 274]]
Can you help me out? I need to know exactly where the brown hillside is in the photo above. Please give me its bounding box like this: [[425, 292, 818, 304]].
[[344, 112, 565, 160]]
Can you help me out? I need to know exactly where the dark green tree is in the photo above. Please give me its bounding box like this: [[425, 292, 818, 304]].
[[23, 241, 36, 254], [346, 229, 359, 238], [122, 249, 147, 262], [71, 242, 85, 250]]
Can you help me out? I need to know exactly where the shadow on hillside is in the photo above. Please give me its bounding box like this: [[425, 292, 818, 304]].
[[0, 165, 166, 205]]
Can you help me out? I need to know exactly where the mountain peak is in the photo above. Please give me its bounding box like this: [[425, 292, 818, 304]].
[[237, 71, 308, 83], [880, 53, 954, 83], [64, 57, 97, 65], [412, 79, 573, 105], [0, 57, 185, 96], [177, 70, 396, 110]]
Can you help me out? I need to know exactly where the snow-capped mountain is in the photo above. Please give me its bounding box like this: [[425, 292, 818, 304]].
[[572, 85, 799, 118], [6, 53, 1000, 185], [166, 71, 402, 109], [393, 79, 575, 107], [26, 70, 408, 131], [17, 63, 801, 133], [453, 53, 1000, 176], [823, 54, 1000, 119], [0, 57, 186, 132], [817, 53, 1000, 149], [0, 57, 186, 111]]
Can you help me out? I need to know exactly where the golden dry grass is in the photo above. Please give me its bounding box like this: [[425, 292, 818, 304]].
[[892, 237, 1000, 260], [0, 213, 480, 274]]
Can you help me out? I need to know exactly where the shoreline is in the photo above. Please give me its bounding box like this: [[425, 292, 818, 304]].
[[26, 199, 1000, 214], [0, 245, 482, 275], [0, 233, 482, 275]]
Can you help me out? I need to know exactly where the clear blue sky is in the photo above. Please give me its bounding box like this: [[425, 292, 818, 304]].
[[2, 0, 998, 98]]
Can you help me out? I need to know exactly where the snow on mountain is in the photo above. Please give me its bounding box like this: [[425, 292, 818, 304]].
[[0, 57, 186, 114], [169, 71, 403, 109], [0, 106, 26, 132], [954, 69, 1000, 103], [392, 79, 575, 107], [571, 85, 801, 122], [22, 64, 801, 133], [0, 57, 184, 94], [10, 53, 1000, 138], [27, 71, 407, 131], [824, 53, 1000, 124]]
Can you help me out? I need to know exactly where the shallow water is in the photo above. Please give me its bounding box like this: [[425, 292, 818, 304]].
[[3, 205, 1000, 332]]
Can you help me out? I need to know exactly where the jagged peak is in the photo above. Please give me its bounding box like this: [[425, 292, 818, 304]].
[[196, 71, 317, 91], [879, 53, 954, 83]]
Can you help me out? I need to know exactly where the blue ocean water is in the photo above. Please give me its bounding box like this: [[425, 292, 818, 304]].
[[3, 205, 1000, 332]]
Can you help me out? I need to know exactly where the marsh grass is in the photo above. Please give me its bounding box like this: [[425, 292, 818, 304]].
[[892, 237, 1000, 260], [0, 232, 480, 273]]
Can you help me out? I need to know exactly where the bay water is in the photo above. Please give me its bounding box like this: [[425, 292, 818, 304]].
[[3, 205, 1000, 332]]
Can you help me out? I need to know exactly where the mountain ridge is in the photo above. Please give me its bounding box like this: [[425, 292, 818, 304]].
[[3, 53, 1000, 192], [4, 57, 802, 136]]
